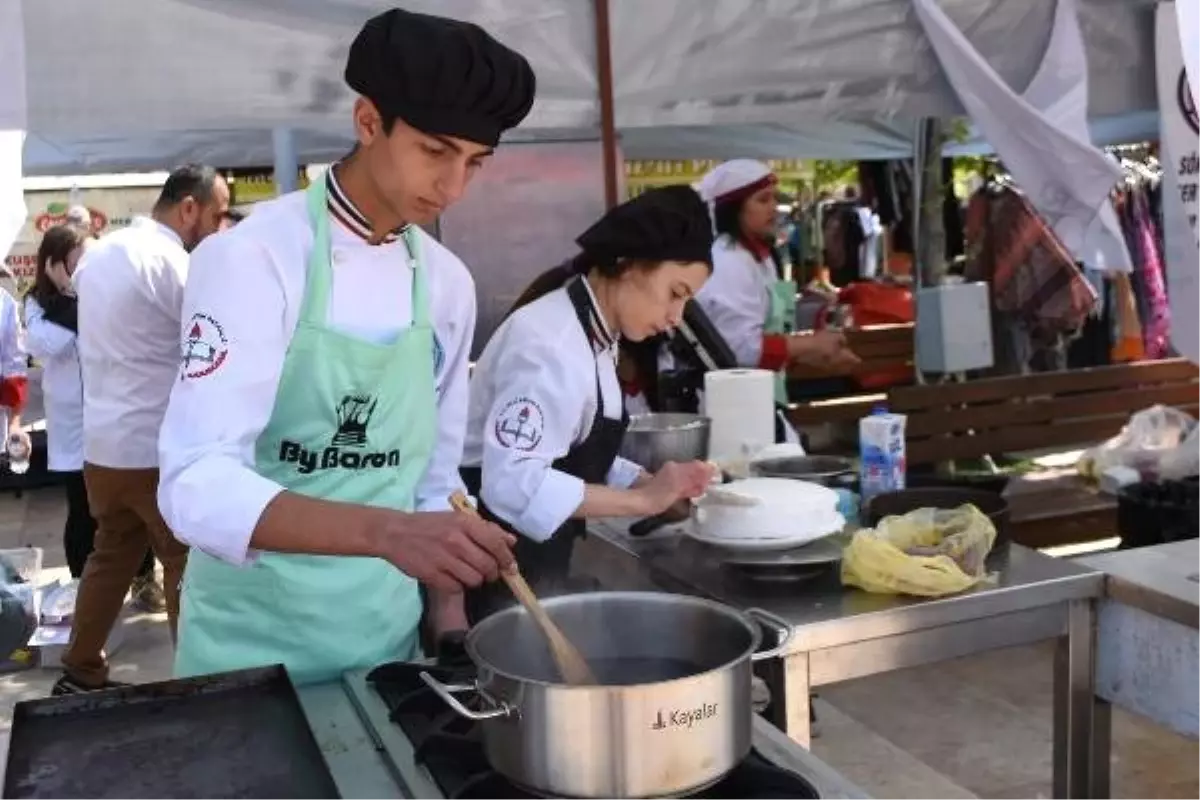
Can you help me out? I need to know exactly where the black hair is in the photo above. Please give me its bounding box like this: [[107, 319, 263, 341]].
[[713, 197, 744, 242], [504, 255, 596, 319], [31, 225, 85, 308], [505, 251, 713, 320], [153, 163, 221, 213]]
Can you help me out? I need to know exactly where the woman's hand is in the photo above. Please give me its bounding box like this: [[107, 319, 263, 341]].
[[785, 330, 861, 373], [46, 261, 74, 296], [636, 461, 714, 516]]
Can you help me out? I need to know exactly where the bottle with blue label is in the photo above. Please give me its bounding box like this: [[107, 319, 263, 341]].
[[859, 405, 907, 502]]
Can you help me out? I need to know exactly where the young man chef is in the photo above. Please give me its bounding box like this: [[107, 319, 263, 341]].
[[156, 8, 535, 685], [459, 186, 717, 622]]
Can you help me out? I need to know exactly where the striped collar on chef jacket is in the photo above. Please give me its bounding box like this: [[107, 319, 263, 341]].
[[575, 275, 618, 354], [326, 164, 410, 246]]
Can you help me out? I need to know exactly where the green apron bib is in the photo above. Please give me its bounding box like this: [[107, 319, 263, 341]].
[[174, 177, 437, 686], [764, 276, 797, 405]]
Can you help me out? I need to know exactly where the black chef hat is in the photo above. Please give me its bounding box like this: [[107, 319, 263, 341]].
[[575, 185, 715, 267], [345, 8, 536, 148]]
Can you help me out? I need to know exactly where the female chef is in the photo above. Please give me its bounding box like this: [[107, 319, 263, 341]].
[[460, 186, 717, 621], [156, 8, 534, 685], [694, 160, 860, 405]]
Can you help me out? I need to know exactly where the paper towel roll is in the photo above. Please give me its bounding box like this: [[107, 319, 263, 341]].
[[703, 369, 775, 464]]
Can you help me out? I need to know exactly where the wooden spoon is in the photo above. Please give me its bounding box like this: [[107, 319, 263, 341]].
[[449, 492, 597, 685]]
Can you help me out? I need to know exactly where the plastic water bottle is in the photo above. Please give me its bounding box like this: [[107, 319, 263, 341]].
[[7, 434, 29, 475]]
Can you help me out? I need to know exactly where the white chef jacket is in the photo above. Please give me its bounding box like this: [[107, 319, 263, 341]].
[[462, 280, 643, 542], [23, 296, 83, 472], [0, 288, 25, 438], [694, 235, 776, 368], [73, 217, 189, 469], [157, 184, 475, 567]]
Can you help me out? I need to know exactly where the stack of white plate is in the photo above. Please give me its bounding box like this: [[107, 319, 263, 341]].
[[687, 477, 846, 552]]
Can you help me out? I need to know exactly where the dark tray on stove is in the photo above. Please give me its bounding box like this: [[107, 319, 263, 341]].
[[4, 665, 339, 799]]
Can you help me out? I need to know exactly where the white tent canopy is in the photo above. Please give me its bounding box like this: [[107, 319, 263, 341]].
[[10, 0, 1159, 173]]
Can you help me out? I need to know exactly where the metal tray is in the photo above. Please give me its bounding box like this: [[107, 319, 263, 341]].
[[3, 665, 339, 799]]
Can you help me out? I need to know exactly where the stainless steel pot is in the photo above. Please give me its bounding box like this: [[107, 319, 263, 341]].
[[618, 413, 711, 473], [419, 592, 792, 798]]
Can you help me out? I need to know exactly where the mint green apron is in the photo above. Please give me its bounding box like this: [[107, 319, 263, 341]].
[[765, 276, 797, 404], [174, 178, 436, 686]]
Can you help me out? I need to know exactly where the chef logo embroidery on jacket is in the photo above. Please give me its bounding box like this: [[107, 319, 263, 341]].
[[494, 397, 544, 451], [277, 392, 403, 474], [180, 313, 229, 380]]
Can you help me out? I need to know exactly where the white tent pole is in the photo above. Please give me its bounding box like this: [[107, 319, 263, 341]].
[[272, 127, 298, 195]]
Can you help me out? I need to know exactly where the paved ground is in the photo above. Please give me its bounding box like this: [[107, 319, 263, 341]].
[[0, 486, 1194, 798]]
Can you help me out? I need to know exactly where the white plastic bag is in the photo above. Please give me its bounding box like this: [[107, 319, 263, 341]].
[[1078, 405, 1198, 480]]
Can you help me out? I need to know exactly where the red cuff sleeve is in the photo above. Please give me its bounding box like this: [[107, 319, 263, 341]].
[[619, 377, 643, 397], [758, 335, 789, 371], [0, 376, 27, 412]]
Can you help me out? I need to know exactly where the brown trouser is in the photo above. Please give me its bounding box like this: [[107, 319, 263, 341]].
[[61, 464, 189, 686]]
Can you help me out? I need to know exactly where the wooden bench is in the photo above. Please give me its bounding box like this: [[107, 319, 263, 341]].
[[785, 323, 915, 428], [888, 358, 1200, 548]]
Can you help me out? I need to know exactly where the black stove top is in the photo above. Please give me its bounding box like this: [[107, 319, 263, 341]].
[[366, 658, 820, 799]]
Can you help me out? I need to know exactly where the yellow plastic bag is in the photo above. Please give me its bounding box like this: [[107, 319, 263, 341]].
[[841, 504, 997, 597]]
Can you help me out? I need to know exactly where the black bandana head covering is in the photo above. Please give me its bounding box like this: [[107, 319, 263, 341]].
[[575, 185, 714, 268], [345, 8, 536, 148]]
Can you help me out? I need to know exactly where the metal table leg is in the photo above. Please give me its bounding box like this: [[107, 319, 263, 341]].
[[1054, 599, 1097, 798], [1091, 696, 1112, 799], [761, 652, 812, 748]]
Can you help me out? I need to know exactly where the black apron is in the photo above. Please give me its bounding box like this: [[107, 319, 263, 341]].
[[460, 277, 629, 624]]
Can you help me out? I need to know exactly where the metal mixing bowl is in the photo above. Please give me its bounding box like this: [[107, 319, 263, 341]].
[[619, 413, 711, 472]]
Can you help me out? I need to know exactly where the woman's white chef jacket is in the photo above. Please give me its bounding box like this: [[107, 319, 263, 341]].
[[693, 235, 780, 368], [461, 281, 643, 542], [23, 296, 83, 472], [157, 187, 475, 567]]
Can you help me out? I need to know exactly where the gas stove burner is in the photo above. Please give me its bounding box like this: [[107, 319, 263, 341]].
[[721, 538, 843, 584], [366, 661, 822, 799]]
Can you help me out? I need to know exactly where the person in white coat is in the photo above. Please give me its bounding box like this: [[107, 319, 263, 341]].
[[155, 8, 532, 686], [694, 160, 860, 404], [460, 186, 716, 622], [24, 225, 157, 584], [0, 285, 27, 471]]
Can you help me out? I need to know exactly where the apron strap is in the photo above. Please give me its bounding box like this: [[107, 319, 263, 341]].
[[402, 226, 429, 328], [301, 172, 429, 329], [300, 177, 334, 325], [566, 276, 615, 420]]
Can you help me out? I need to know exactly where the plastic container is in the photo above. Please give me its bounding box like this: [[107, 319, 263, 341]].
[[1117, 478, 1199, 550], [7, 434, 29, 475], [859, 408, 907, 502]]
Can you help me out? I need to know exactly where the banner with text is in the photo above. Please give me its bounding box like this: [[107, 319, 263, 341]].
[[1157, 2, 1199, 363]]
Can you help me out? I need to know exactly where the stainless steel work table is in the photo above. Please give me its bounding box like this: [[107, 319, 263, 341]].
[[1077, 540, 1199, 799], [580, 520, 1107, 799]]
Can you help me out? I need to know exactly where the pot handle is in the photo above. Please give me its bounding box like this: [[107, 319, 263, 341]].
[[745, 607, 794, 662], [418, 671, 514, 721]]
